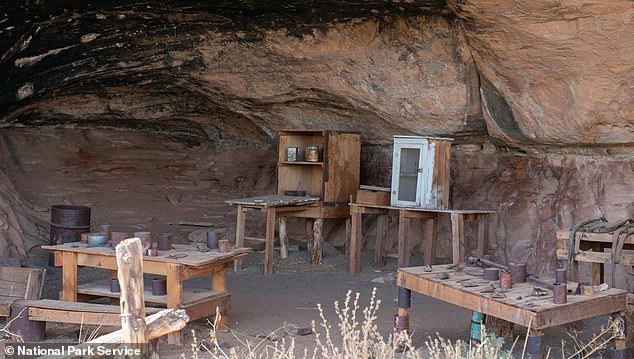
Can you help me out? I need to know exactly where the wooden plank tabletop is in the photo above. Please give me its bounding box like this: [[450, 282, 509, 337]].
[[350, 203, 495, 214], [226, 194, 320, 207], [398, 264, 627, 330], [42, 243, 250, 267]]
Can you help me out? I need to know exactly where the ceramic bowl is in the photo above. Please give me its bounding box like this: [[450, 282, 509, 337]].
[[88, 233, 107, 245]]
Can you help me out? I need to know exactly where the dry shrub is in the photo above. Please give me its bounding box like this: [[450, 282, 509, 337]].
[[190, 289, 625, 359]]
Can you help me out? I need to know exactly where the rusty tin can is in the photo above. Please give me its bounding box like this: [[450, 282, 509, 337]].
[[304, 146, 320, 162], [500, 270, 513, 289], [553, 283, 567, 304]]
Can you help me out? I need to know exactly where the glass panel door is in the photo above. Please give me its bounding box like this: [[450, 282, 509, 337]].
[[397, 147, 420, 202]]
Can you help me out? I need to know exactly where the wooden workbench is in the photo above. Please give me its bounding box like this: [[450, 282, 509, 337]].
[[397, 264, 628, 357], [348, 203, 494, 273], [226, 194, 330, 275], [44, 242, 249, 345]]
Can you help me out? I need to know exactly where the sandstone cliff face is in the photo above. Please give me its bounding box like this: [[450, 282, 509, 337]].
[[0, 1, 632, 284], [449, 0, 634, 148]]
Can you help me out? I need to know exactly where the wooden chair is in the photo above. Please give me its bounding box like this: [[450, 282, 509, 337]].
[[0, 266, 46, 317]]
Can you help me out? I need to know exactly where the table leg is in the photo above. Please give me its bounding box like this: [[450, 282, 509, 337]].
[[374, 214, 388, 267], [234, 205, 246, 271], [350, 211, 362, 273], [527, 329, 545, 359], [306, 218, 315, 254], [423, 218, 436, 266], [398, 210, 411, 268], [212, 269, 228, 328], [264, 207, 276, 275], [451, 213, 465, 265], [279, 216, 289, 259], [345, 218, 351, 257], [167, 263, 183, 345], [311, 219, 324, 265], [476, 214, 489, 257], [61, 252, 78, 302], [108, 270, 119, 305]]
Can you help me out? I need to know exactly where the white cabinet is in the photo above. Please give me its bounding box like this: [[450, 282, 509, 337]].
[[390, 136, 453, 209]]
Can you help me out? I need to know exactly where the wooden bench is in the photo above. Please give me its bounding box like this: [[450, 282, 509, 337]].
[[0, 266, 45, 317], [16, 299, 161, 326]]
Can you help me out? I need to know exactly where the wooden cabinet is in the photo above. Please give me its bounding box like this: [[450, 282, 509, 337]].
[[277, 130, 360, 208], [390, 136, 452, 209]]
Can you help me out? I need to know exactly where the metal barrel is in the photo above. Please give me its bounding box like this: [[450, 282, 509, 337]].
[[50, 205, 91, 245], [49, 205, 90, 265]]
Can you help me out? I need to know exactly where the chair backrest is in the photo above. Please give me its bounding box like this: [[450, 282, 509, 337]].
[[0, 267, 46, 299]]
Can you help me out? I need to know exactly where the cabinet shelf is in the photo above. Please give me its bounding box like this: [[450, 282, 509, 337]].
[[279, 161, 323, 166]]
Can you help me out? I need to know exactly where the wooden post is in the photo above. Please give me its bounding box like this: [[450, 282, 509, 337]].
[[398, 210, 410, 268], [374, 214, 388, 267], [61, 252, 78, 302], [264, 207, 276, 275], [349, 211, 362, 273], [311, 219, 324, 265], [116, 237, 150, 358], [279, 216, 288, 259], [234, 205, 246, 270], [306, 218, 315, 253], [423, 218, 436, 266], [451, 213, 465, 264], [476, 214, 489, 257], [166, 263, 183, 345]]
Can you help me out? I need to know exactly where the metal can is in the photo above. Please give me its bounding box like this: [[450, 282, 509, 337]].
[[304, 146, 320, 162]]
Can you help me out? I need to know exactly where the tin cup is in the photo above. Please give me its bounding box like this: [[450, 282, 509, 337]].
[[80, 232, 90, 244], [509, 262, 527, 284], [157, 233, 172, 251], [110, 278, 121, 293], [207, 231, 219, 249], [152, 278, 167, 296]]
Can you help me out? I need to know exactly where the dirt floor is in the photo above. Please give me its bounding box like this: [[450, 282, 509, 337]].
[[1, 243, 617, 358]]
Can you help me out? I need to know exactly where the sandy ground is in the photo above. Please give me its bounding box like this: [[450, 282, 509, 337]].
[[1, 243, 616, 358]]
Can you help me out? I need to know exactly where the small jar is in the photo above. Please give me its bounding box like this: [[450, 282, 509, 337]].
[[304, 146, 320, 162]]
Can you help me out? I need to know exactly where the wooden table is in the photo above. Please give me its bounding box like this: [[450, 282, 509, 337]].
[[348, 203, 494, 273], [44, 243, 249, 345], [396, 265, 628, 358], [226, 195, 324, 275]]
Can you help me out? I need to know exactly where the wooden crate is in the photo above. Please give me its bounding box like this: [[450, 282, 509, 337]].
[[277, 130, 360, 208], [356, 185, 390, 206]]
